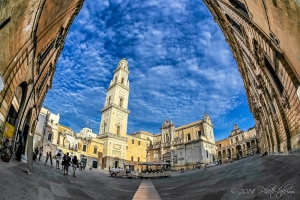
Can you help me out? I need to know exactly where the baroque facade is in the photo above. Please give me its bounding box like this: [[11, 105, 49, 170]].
[[147, 115, 216, 170], [0, 0, 84, 171], [216, 124, 257, 163], [204, 0, 300, 154]]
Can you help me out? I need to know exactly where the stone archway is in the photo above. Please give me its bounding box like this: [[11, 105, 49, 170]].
[[236, 145, 242, 160], [4, 82, 28, 150]]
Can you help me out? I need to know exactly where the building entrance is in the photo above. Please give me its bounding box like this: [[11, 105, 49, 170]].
[[92, 160, 98, 168]]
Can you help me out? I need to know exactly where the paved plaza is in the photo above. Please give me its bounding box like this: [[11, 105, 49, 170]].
[[0, 154, 299, 200]]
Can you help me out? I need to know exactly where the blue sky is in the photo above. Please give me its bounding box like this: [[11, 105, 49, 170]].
[[44, 0, 255, 141]]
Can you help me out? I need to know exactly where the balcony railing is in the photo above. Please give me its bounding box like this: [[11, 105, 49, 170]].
[[101, 103, 130, 114], [97, 132, 127, 141]]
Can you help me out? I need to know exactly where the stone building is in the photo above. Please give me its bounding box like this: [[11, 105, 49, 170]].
[[147, 114, 216, 170], [216, 124, 257, 163], [98, 58, 130, 169], [204, 0, 300, 154], [33, 107, 59, 156], [0, 0, 84, 170]]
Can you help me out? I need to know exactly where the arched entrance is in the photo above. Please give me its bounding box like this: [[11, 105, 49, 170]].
[[217, 151, 221, 160], [236, 145, 242, 160], [4, 83, 28, 150], [163, 152, 171, 170], [91, 158, 98, 168]]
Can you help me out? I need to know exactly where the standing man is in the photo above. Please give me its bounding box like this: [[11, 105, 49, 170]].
[[63, 152, 71, 175]]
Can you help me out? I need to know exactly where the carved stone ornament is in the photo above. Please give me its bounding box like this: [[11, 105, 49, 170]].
[[281, 90, 290, 109], [113, 144, 121, 150]]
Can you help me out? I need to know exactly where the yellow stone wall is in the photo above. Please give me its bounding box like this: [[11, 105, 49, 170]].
[[125, 135, 150, 170]]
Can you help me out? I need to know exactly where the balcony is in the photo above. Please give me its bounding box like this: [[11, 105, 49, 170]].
[[97, 132, 127, 142], [101, 103, 130, 114]]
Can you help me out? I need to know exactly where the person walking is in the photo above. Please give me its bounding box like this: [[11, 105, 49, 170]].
[[55, 152, 61, 169], [63, 153, 71, 175], [45, 152, 49, 164], [38, 147, 43, 161], [71, 156, 79, 177]]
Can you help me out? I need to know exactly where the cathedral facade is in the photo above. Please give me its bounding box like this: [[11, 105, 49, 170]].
[[147, 115, 216, 170], [203, 0, 300, 154]]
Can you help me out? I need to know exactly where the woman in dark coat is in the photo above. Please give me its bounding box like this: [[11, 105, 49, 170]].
[[71, 156, 79, 177]]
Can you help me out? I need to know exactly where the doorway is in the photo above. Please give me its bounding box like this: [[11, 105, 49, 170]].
[[114, 160, 118, 168], [92, 160, 98, 168]]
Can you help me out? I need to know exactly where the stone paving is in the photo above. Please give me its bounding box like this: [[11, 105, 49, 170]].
[[0, 154, 299, 199], [152, 154, 300, 200]]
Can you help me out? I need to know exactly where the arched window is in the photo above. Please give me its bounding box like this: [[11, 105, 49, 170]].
[[117, 126, 120, 135], [119, 98, 123, 107], [206, 150, 209, 158], [187, 134, 191, 141], [121, 78, 124, 84], [198, 131, 201, 138], [103, 123, 106, 134], [47, 133, 52, 141]]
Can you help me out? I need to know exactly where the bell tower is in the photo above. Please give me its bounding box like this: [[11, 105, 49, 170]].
[[99, 58, 130, 137]]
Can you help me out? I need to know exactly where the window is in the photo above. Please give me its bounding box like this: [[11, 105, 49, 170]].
[[47, 133, 52, 141], [94, 147, 97, 154], [50, 119, 54, 124], [219, 144, 221, 148], [225, 14, 243, 36], [229, 0, 248, 16], [231, 139, 233, 144], [83, 145, 86, 152], [198, 131, 201, 138], [121, 78, 124, 84], [138, 157, 140, 162], [119, 98, 123, 107], [117, 126, 120, 135], [264, 56, 284, 94], [126, 146, 128, 150], [187, 134, 191, 141], [138, 141, 140, 146], [236, 137, 239, 142], [132, 139, 134, 144], [131, 156, 133, 161], [108, 96, 111, 105], [115, 76, 118, 83], [206, 150, 209, 158], [39, 40, 55, 65], [103, 123, 106, 133]]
